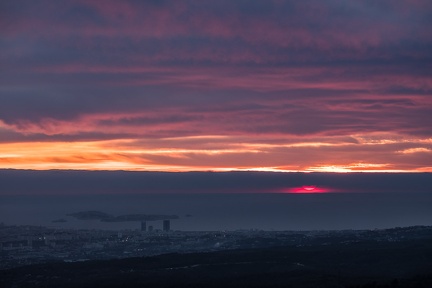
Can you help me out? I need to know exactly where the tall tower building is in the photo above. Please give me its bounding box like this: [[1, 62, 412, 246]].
[[141, 221, 147, 232], [163, 220, 170, 232]]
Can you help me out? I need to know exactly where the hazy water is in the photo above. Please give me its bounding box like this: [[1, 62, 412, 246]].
[[1, 193, 432, 231]]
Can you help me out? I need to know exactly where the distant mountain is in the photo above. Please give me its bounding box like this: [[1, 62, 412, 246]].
[[67, 211, 179, 222], [67, 211, 114, 221]]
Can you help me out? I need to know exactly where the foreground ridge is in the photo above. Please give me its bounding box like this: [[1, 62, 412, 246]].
[[1, 225, 432, 287]]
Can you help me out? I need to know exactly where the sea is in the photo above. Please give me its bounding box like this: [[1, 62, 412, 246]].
[[1, 192, 432, 231]]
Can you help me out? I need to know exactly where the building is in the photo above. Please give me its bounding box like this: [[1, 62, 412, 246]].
[[141, 221, 147, 232], [163, 220, 170, 232]]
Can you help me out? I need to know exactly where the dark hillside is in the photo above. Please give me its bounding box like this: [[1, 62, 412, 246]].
[[2, 239, 432, 288]]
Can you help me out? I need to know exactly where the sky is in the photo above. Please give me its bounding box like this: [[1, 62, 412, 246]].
[[1, 0, 432, 172], [2, 170, 432, 195]]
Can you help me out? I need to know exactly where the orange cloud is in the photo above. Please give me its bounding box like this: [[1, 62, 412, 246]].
[[1, 133, 431, 172]]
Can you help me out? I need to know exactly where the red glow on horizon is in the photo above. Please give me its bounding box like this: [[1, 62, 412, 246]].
[[286, 186, 329, 194]]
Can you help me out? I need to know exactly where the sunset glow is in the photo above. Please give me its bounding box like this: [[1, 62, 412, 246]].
[[286, 186, 330, 194], [0, 134, 430, 172], [1, 1, 431, 172]]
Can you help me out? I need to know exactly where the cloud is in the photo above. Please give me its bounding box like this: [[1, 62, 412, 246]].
[[0, 0, 431, 172]]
